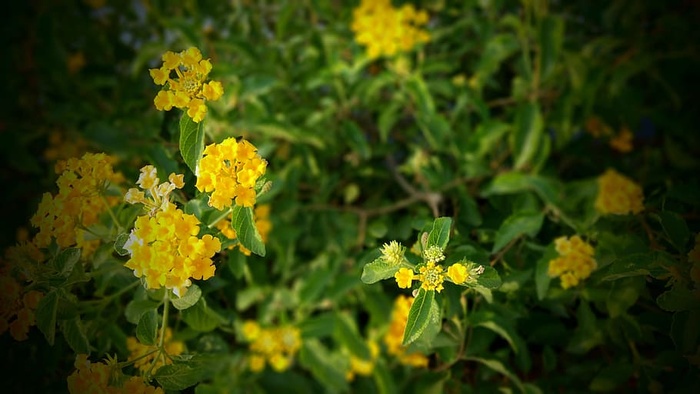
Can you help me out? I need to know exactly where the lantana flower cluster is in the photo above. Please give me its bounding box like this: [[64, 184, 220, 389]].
[[126, 327, 185, 373], [124, 166, 222, 296], [595, 168, 644, 215], [31, 152, 124, 250], [383, 295, 429, 367], [0, 268, 42, 341], [216, 204, 272, 255], [386, 241, 483, 292], [67, 354, 163, 394], [241, 320, 301, 373], [195, 137, 268, 210], [351, 0, 430, 59], [547, 235, 597, 289], [150, 47, 224, 122]]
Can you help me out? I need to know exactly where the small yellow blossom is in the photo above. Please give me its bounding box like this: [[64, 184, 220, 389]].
[[195, 138, 267, 210], [67, 354, 164, 394], [351, 0, 430, 59], [125, 165, 186, 215], [547, 235, 597, 289], [381, 240, 405, 265], [243, 323, 301, 373], [446, 263, 468, 284], [149, 47, 223, 123], [383, 295, 429, 367], [346, 341, 379, 381], [127, 328, 185, 373], [595, 168, 644, 215], [418, 261, 444, 292], [395, 267, 414, 289]]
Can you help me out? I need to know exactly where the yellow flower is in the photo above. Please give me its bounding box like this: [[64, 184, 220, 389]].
[[346, 341, 379, 381], [195, 138, 267, 210], [595, 168, 644, 215], [246, 324, 301, 373], [67, 354, 164, 394], [249, 354, 266, 372], [242, 320, 261, 341], [446, 263, 468, 284], [547, 235, 597, 289], [381, 240, 405, 265], [351, 0, 430, 59], [149, 47, 223, 122], [395, 267, 414, 289], [418, 261, 444, 292]]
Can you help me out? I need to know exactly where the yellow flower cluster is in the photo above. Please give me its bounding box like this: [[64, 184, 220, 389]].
[[392, 243, 482, 292], [595, 168, 644, 215], [241, 320, 301, 373], [0, 263, 42, 341], [383, 295, 429, 367], [126, 328, 185, 373], [351, 0, 430, 59], [195, 138, 267, 210], [67, 354, 163, 394], [548, 235, 597, 289], [216, 204, 272, 255], [31, 152, 124, 249], [380, 240, 406, 266], [150, 47, 223, 122], [345, 341, 379, 381], [124, 166, 221, 296]]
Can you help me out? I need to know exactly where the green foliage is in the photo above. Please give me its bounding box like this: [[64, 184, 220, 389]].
[[2, 0, 700, 393]]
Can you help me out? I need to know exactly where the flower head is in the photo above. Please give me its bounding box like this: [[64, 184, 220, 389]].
[[547, 235, 597, 289], [242, 323, 301, 373], [394, 267, 414, 289], [595, 168, 644, 215], [149, 47, 223, 122], [418, 261, 444, 292], [447, 263, 468, 284], [422, 245, 445, 263], [351, 0, 430, 59], [195, 138, 267, 210], [381, 240, 406, 265]]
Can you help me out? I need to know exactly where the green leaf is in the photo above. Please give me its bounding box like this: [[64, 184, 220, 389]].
[[227, 251, 247, 279], [535, 245, 557, 300], [372, 360, 397, 394], [300, 267, 333, 306], [492, 212, 544, 253], [361, 257, 405, 284], [427, 217, 452, 250], [654, 211, 690, 253], [475, 265, 502, 289], [539, 15, 565, 80], [406, 74, 435, 115], [114, 233, 130, 256], [154, 363, 204, 391], [601, 253, 655, 281], [61, 317, 90, 354], [136, 309, 158, 345], [588, 363, 634, 392], [35, 290, 59, 345], [231, 205, 266, 257], [464, 356, 524, 393], [299, 339, 349, 392], [125, 299, 161, 324], [657, 287, 699, 312], [511, 102, 544, 171], [671, 310, 700, 354], [403, 288, 436, 346], [182, 297, 226, 332], [471, 313, 519, 354], [171, 284, 202, 310], [53, 248, 81, 277], [179, 113, 205, 174], [334, 311, 371, 360], [472, 285, 494, 303]]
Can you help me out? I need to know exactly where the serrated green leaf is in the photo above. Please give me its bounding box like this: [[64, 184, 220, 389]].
[[403, 288, 436, 346], [136, 309, 158, 345], [35, 290, 59, 345], [53, 248, 81, 277], [171, 284, 202, 310], [179, 113, 205, 174], [154, 363, 204, 390], [334, 311, 371, 360], [62, 317, 90, 354], [427, 217, 452, 250], [492, 212, 544, 253], [361, 258, 404, 284], [231, 205, 266, 257]]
